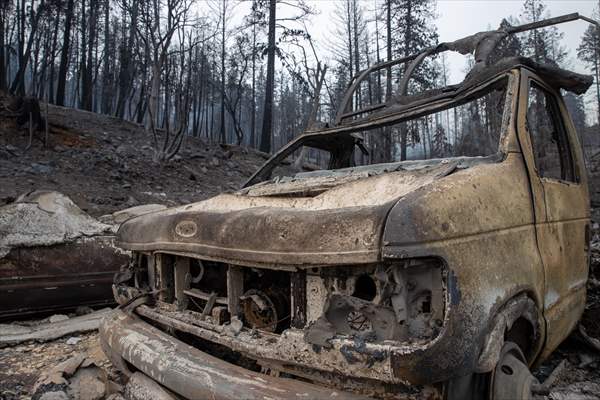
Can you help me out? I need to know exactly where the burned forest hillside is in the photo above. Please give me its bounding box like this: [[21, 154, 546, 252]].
[[0, 93, 269, 217]]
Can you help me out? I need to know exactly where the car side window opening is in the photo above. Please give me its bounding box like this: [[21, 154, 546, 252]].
[[526, 82, 575, 182]]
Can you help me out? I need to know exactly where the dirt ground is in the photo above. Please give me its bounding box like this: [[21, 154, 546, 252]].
[[1, 96, 600, 399], [0, 96, 269, 218]]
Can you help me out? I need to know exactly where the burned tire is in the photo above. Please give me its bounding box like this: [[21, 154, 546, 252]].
[[445, 341, 536, 400]]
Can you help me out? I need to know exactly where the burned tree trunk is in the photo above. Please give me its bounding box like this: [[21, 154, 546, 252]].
[[56, 0, 74, 106], [259, 0, 276, 154]]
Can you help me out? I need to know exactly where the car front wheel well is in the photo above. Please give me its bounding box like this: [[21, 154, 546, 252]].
[[505, 317, 537, 362], [475, 293, 542, 373]]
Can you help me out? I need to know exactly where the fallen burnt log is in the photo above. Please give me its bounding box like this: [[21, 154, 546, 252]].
[[0, 191, 163, 320], [0, 308, 112, 347]]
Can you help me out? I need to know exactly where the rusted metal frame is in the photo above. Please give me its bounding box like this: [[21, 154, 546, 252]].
[[335, 53, 424, 125], [339, 46, 458, 124], [290, 270, 307, 328], [554, 84, 588, 185], [173, 256, 190, 310], [133, 305, 401, 383], [227, 265, 244, 317], [147, 254, 156, 291], [506, 13, 595, 34], [244, 139, 305, 186], [580, 15, 600, 28], [330, 73, 512, 136], [337, 48, 437, 123], [201, 292, 218, 317], [183, 288, 228, 305], [147, 250, 298, 272], [335, 13, 598, 127], [245, 72, 512, 189], [398, 50, 435, 96], [155, 253, 174, 303], [524, 69, 585, 184]]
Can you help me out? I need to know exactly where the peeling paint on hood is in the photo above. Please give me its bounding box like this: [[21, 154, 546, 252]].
[[116, 161, 462, 266]]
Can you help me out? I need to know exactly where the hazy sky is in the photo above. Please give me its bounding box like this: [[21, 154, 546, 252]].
[[308, 0, 597, 73], [297, 0, 599, 111], [225, 1, 597, 73], [223, 0, 599, 113]]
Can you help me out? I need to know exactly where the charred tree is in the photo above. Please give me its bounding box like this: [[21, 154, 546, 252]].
[[56, 0, 74, 106], [259, 0, 276, 153]]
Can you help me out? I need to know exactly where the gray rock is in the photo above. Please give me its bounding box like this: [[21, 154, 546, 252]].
[[115, 144, 129, 156], [29, 163, 53, 174], [68, 366, 107, 400], [65, 336, 81, 345]]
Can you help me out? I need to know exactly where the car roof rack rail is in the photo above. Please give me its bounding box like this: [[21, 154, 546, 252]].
[[335, 13, 600, 126]]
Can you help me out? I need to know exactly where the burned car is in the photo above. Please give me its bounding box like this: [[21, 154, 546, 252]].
[[101, 14, 596, 400], [0, 191, 165, 319], [0, 191, 128, 319]]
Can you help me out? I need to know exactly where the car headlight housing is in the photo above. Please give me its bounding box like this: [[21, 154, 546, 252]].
[[305, 258, 446, 346]]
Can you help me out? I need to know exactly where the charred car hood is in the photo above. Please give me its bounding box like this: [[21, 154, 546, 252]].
[[117, 161, 459, 267]]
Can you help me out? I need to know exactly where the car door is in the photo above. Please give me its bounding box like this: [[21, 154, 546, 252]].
[[517, 69, 590, 357]]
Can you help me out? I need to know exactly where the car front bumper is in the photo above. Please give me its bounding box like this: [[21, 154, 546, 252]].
[[100, 309, 374, 400]]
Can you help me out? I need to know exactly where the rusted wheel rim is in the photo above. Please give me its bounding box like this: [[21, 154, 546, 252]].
[[490, 342, 537, 400]]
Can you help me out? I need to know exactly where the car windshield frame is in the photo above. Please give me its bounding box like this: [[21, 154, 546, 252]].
[[244, 71, 518, 188]]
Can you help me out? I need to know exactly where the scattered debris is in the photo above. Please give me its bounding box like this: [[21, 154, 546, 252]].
[[578, 232, 600, 354], [32, 353, 108, 400], [0, 308, 111, 347], [0, 331, 121, 399], [535, 359, 568, 395]]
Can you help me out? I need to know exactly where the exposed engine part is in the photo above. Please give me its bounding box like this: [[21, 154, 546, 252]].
[[305, 259, 445, 347], [325, 294, 400, 340], [119, 252, 444, 348], [241, 289, 280, 332], [190, 260, 204, 283]]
